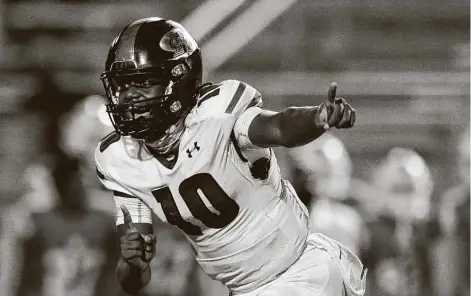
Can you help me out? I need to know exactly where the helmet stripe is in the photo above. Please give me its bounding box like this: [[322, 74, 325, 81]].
[[114, 21, 145, 65]]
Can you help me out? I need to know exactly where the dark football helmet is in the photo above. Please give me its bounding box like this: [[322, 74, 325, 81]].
[[372, 147, 433, 222], [101, 17, 202, 154], [290, 133, 352, 200]]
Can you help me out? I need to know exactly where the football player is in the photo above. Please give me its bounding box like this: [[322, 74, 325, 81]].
[[0, 96, 122, 296], [59, 94, 114, 170], [58, 94, 116, 213], [95, 17, 366, 296], [432, 128, 469, 296], [1, 157, 124, 296], [358, 148, 435, 296], [290, 133, 369, 256]]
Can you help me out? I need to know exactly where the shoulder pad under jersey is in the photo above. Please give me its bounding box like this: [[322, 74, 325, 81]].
[[99, 131, 120, 152], [94, 135, 138, 194], [195, 80, 262, 117]]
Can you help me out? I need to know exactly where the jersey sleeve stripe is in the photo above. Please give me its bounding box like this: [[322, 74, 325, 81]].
[[225, 82, 247, 114], [113, 190, 137, 199]]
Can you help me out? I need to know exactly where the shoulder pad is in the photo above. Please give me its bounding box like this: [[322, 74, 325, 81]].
[[99, 131, 120, 152], [196, 82, 223, 107], [195, 80, 262, 117]]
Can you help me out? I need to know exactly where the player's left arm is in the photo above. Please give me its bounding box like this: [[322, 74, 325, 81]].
[[246, 82, 355, 148]]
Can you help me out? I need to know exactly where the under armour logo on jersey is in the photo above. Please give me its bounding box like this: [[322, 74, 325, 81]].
[[186, 142, 200, 158]]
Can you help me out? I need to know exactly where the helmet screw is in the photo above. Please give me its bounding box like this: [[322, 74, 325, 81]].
[[170, 101, 182, 112]]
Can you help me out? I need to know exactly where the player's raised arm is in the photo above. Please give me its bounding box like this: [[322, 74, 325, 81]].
[[246, 82, 356, 148], [116, 204, 156, 295]]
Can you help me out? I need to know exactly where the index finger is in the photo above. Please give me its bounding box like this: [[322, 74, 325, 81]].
[[121, 205, 137, 232], [327, 82, 337, 104]]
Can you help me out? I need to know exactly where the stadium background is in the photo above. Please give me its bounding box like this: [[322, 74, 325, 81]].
[[0, 1, 468, 296]]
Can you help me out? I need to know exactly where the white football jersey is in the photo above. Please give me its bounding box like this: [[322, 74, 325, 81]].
[[95, 80, 309, 293]]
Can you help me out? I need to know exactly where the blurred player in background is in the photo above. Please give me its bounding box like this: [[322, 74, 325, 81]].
[[59, 94, 113, 171], [1, 157, 122, 296], [357, 148, 435, 296], [0, 95, 123, 296], [0, 159, 55, 296], [431, 128, 469, 296], [95, 17, 366, 296], [290, 133, 369, 256], [59, 94, 115, 213]]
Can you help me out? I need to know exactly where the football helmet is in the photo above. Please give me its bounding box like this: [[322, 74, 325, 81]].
[[101, 17, 202, 154], [59, 94, 113, 160], [59, 95, 114, 195], [290, 133, 352, 200], [372, 147, 433, 222]]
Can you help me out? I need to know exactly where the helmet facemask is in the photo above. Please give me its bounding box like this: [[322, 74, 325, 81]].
[[101, 58, 198, 154]]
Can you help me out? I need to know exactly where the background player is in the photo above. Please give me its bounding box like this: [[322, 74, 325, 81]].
[[431, 128, 470, 296], [1, 156, 123, 296], [355, 148, 435, 296], [290, 133, 369, 256]]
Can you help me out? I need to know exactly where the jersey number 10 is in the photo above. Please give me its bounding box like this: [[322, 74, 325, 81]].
[[151, 173, 239, 236]]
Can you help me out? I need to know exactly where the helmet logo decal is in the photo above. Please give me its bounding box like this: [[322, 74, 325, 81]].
[[171, 64, 187, 76], [159, 28, 197, 59]]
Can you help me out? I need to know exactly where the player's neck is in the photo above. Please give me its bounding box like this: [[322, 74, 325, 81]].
[[148, 145, 179, 169]]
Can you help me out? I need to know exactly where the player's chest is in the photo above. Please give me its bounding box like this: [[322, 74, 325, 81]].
[[121, 121, 239, 192], [122, 140, 244, 236], [125, 136, 230, 191]]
